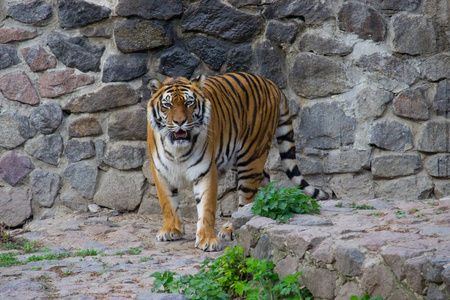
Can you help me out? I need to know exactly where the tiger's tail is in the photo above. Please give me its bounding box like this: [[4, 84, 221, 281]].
[[275, 94, 329, 200]]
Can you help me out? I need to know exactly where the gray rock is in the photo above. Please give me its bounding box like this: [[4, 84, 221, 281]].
[[25, 133, 63, 166], [47, 32, 105, 72], [63, 162, 98, 199], [0, 187, 32, 227], [421, 53, 450, 81], [434, 80, 450, 118], [64, 85, 140, 113], [336, 245, 365, 276], [114, 19, 172, 53], [354, 87, 393, 120], [0, 45, 20, 70], [65, 139, 95, 163], [186, 36, 229, 71], [298, 33, 353, 56], [299, 266, 338, 299], [323, 149, 371, 174], [159, 47, 200, 78], [357, 53, 419, 86], [393, 87, 430, 120], [103, 143, 146, 170], [95, 139, 106, 167], [251, 234, 272, 260], [427, 283, 446, 300], [296, 102, 356, 149], [338, 1, 387, 42], [264, 0, 336, 25], [102, 53, 147, 82], [423, 257, 450, 283], [180, 0, 264, 42], [135, 293, 188, 300], [0, 112, 36, 149], [225, 43, 252, 73], [0, 151, 35, 187], [417, 121, 450, 153], [372, 154, 423, 179], [266, 20, 300, 46], [426, 154, 450, 177], [232, 205, 255, 230], [297, 155, 323, 175], [60, 190, 88, 212], [329, 173, 375, 200], [21, 45, 57, 72], [376, 0, 421, 12], [30, 102, 63, 135], [108, 109, 147, 141], [116, 0, 183, 20], [80, 23, 112, 38], [289, 53, 350, 98], [374, 176, 433, 200], [369, 121, 413, 152], [68, 116, 103, 138], [253, 40, 286, 88], [30, 170, 61, 207], [0, 278, 43, 293], [94, 170, 145, 211], [58, 0, 110, 28], [392, 12, 437, 55], [6, 0, 52, 24]]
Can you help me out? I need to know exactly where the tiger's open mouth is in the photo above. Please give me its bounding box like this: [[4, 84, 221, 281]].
[[172, 129, 189, 142]]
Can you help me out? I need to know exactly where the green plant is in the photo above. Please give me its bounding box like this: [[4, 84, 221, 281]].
[[25, 253, 72, 262], [22, 241, 39, 253], [0, 252, 20, 267], [351, 293, 383, 300], [127, 247, 144, 255], [140, 256, 154, 262], [252, 182, 321, 224], [335, 202, 343, 207], [30, 266, 42, 271], [75, 248, 98, 257]]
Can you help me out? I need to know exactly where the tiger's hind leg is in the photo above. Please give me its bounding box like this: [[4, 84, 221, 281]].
[[150, 162, 184, 242]]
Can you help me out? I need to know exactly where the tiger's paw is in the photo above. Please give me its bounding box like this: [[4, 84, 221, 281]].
[[195, 236, 221, 252], [156, 227, 183, 242], [218, 222, 234, 241]]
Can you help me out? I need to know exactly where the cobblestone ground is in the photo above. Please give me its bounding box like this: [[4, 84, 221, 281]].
[[0, 209, 232, 299]]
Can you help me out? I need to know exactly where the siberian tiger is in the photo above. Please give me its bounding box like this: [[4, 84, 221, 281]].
[[146, 72, 328, 252]]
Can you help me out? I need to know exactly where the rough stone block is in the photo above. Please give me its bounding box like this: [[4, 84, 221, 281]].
[[324, 149, 370, 174], [253, 40, 286, 88], [434, 80, 449, 118], [0, 71, 39, 105], [63, 162, 98, 199], [404, 256, 427, 294], [274, 255, 299, 279], [354, 87, 393, 120], [369, 120, 413, 152], [375, 175, 433, 200], [297, 155, 322, 175], [266, 20, 299, 46], [393, 87, 430, 120], [310, 240, 335, 264], [37, 69, 94, 98], [290, 53, 351, 98], [286, 228, 330, 258], [392, 12, 437, 55], [47, 32, 104, 72], [299, 265, 338, 299], [30, 102, 63, 135], [108, 109, 147, 141], [65, 139, 95, 163], [0, 112, 36, 149], [68, 116, 102, 138], [336, 281, 364, 300], [20, 45, 56, 72], [268, 224, 302, 252], [361, 262, 394, 299], [64, 85, 140, 113], [25, 133, 63, 166], [420, 53, 450, 81], [225, 43, 252, 73], [0, 45, 20, 70], [60, 189, 88, 212], [116, 0, 183, 20], [6, 0, 52, 24], [434, 181, 450, 199], [159, 47, 200, 79], [329, 173, 375, 200], [102, 143, 146, 170], [30, 170, 60, 208], [231, 206, 255, 230], [417, 121, 450, 153], [263, 0, 337, 25], [426, 283, 447, 300], [180, 0, 264, 42], [423, 257, 450, 283], [0, 27, 38, 43], [0, 187, 32, 227], [336, 245, 365, 276], [296, 102, 356, 149], [371, 154, 422, 179], [102, 53, 147, 82], [298, 33, 353, 56], [114, 19, 172, 53], [94, 169, 145, 211], [0, 151, 35, 187], [186, 37, 229, 71], [338, 1, 387, 42], [381, 246, 427, 281], [425, 155, 450, 178], [245, 216, 276, 234], [250, 233, 272, 260], [58, 0, 110, 28]]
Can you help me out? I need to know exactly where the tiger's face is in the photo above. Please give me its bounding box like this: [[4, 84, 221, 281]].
[[147, 76, 211, 149]]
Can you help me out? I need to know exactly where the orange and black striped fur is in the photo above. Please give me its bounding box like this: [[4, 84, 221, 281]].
[[146, 72, 328, 252]]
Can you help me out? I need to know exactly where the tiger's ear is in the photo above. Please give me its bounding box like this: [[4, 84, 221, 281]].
[[147, 79, 164, 96], [193, 74, 206, 90]]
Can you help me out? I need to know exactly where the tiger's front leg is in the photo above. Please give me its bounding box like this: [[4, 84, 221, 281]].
[[193, 164, 221, 251], [150, 161, 184, 241]]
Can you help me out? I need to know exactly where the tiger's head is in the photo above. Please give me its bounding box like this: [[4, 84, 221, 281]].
[[147, 75, 211, 148]]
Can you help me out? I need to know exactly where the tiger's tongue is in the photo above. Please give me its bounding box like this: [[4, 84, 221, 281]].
[[175, 130, 187, 139]]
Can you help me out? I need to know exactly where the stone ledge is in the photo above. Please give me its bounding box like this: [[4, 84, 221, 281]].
[[234, 197, 450, 300]]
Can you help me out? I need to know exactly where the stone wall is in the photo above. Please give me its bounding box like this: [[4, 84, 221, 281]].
[[0, 0, 449, 227]]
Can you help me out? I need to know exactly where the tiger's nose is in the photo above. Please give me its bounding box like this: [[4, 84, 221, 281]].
[[173, 118, 186, 126]]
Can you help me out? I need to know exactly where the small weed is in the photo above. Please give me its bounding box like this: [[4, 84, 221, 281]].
[[40, 274, 51, 280], [371, 212, 381, 216], [415, 214, 424, 218], [395, 210, 406, 219], [30, 266, 42, 271], [427, 201, 439, 206], [335, 202, 343, 207], [351, 203, 375, 210], [252, 182, 320, 224], [75, 249, 98, 258], [351, 293, 383, 300], [140, 256, 154, 262], [435, 211, 442, 215], [26, 253, 72, 262], [22, 241, 39, 253], [0, 252, 21, 267], [408, 208, 420, 214], [62, 270, 73, 276], [127, 247, 144, 255]]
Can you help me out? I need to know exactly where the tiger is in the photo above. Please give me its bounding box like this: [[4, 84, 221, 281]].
[[146, 72, 328, 252]]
